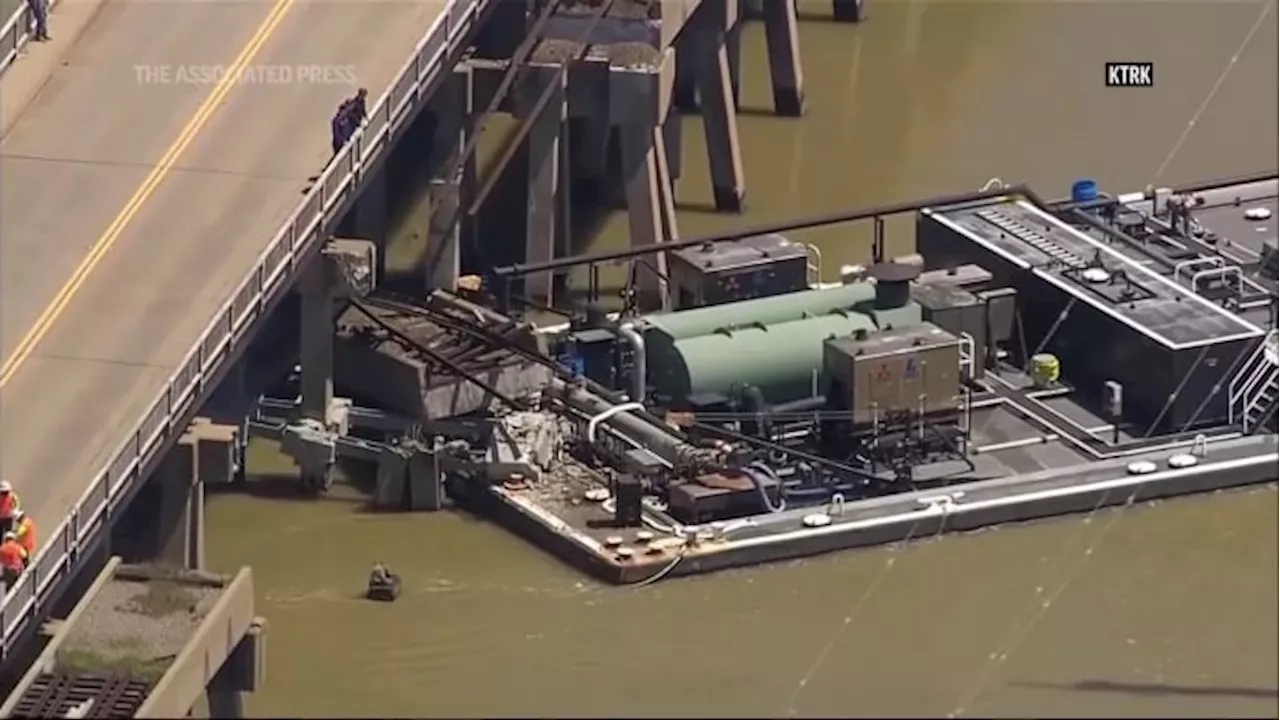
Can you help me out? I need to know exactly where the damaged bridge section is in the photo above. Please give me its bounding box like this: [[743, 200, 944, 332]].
[[335, 295, 555, 420]]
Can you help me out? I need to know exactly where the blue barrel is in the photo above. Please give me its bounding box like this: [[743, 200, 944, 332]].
[[1071, 178, 1099, 204]]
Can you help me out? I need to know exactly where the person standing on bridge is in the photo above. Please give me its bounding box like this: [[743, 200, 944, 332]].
[[0, 532, 27, 589], [330, 88, 369, 158], [26, 0, 50, 42], [12, 511, 35, 558], [331, 102, 352, 157], [0, 481, 21, 535]]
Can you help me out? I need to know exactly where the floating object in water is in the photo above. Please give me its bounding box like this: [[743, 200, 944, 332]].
[[366, 564, 402, 602]]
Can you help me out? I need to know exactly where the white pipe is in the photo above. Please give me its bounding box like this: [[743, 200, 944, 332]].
[[587, 402, 645, 446], [618, 323, 647, 406]]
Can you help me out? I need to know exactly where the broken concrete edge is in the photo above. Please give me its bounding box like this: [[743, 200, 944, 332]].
[[0, 556, 124, 716], [135, 566, 258, 719]]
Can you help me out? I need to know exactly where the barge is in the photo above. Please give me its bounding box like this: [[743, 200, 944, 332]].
[[250, 173, 1279, 584]]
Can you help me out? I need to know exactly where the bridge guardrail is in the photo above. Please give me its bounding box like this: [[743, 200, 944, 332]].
[[0, 0, 61, 78], [0, 0, 487, 659]]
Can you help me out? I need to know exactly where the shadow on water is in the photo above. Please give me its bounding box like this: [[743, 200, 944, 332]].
[[1015, 680, 1280, 700]]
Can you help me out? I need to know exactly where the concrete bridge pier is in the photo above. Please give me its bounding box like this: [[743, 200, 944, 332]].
[[677, 0, 805, 118], [612, 57, 679, 307], [833, 0, 867, 23], [281, 239, 376, 491], [353, 167, 390, 268], [113, 418, 238, 569], [424, 67, 476, 295], [762, 0, 805, 116], [691, 0, 746, 213], [516, 65, 567, 303]]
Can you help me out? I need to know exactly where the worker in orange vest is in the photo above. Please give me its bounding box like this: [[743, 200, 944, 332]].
[[0, 532, 27, 589], [12, 511, 35, 558], [0, 480, 20, 534]]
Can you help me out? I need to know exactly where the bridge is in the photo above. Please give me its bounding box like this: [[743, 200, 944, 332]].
[[0, 0, 494, 669]]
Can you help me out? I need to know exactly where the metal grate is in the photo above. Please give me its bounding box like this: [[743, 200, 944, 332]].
[[9, 673, 151, 719]]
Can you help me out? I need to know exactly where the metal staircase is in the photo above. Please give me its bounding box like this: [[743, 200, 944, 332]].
[[1229, 329, 1279, 434]]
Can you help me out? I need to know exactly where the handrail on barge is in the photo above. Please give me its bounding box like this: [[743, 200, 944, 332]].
[[0, 0, 492, 661]]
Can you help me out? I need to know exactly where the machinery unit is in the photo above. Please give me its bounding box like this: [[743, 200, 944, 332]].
[[822, 323, 964, 430], [918, 198, 1266, 430], [910, 282, 990, 375], [669, 233, 810, 309]]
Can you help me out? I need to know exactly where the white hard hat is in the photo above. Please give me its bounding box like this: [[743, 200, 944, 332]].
[[0, 481, 11, 493], [3, 532, 14, 541]]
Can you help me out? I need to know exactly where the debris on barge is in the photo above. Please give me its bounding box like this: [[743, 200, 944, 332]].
[[248, 173, 1279, 584]]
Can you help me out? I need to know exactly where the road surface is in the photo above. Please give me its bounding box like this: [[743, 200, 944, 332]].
[[0, 0, 447, 525]]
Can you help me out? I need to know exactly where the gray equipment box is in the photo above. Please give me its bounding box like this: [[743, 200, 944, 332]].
[[824, 323, 963, 427], [669, 233, 809, 309]]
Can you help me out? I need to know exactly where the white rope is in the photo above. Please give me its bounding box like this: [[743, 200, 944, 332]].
[[1151, 0, 1274, 183]]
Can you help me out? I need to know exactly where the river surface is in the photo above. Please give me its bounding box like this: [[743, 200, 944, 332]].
[[207, 1, 1279, 716]]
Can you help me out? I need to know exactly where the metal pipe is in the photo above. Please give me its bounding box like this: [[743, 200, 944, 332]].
[[553, 380, 716, 469], [492, 185, 1030, 278], [618, 322, 647, 404]]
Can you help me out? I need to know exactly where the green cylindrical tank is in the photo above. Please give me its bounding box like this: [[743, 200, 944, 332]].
[[642, 282, 876, 341], [649, 311, 878, 403]]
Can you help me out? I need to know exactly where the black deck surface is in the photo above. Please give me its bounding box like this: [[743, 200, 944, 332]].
[[932, 199, 1263, 349]]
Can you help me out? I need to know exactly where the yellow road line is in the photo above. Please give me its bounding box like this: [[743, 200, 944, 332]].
[[0, 0, 298, 388]]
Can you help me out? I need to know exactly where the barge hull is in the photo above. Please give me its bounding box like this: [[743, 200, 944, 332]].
[[484, 442, 1278, 584]]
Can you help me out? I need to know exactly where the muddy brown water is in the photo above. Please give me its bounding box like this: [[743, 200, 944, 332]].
[[207, 2, 1279, 716]]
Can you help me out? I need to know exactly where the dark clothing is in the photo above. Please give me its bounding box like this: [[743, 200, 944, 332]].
[[27, 0, 48, 41], [347, 95, 367, 126], [331, 105, 352, 156]]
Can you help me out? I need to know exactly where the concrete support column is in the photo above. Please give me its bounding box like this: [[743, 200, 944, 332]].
[[834, 0, 865, 23], [424, 67, 474, 294], [156, 437, 204, 571], [519, 66, 566, 303], [286, 240, 373, 491], [673, 31, 699, 113], [206, 663, 245, 720], [694, 0, 746, 213], [155, 419, 238, 571], [763, 0, 805, 116], [620, 121, 676, 309], [725, 23, 742, 108], [298, 254, 335, 425], [353, 163, 389, 257]]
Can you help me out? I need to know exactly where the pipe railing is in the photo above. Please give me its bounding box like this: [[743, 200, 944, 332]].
[[0, 0, 490, 661], [0, 0, 61, 78]]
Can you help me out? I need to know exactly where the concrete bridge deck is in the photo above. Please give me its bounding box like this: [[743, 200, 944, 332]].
[[0, 0, 446, 544]]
